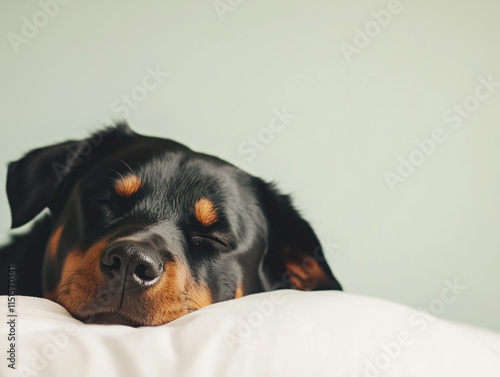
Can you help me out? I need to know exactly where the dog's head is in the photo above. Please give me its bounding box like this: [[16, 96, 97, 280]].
[[6, 124, 341, 326]]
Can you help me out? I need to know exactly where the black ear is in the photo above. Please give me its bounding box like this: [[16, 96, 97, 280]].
[[6, 123, 136, 228], [255, 179, 342, 291]]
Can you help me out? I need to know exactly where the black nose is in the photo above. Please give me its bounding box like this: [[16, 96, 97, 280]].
[[100, 241, 164, 287]]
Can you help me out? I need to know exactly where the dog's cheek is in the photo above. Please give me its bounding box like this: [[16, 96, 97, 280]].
[[44, 240, 108, 316], [41, 222, 86, 300], [62, 241, 108, 315], [141, 262, 213, 325], [42, 248, 82, 302], [42, 226, 67, 299]]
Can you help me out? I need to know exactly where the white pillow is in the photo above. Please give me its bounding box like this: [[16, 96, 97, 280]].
[[1, 290, 499, 377]]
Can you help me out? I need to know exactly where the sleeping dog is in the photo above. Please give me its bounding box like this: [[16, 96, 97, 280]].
[[0, 124, 341, 326]]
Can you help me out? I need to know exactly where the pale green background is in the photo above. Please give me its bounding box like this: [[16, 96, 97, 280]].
[[0, 0, 499, 332]]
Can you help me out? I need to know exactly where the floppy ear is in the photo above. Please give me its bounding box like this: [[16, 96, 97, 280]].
[[255, 179, 342, 291], [6, 123, 136, 228]]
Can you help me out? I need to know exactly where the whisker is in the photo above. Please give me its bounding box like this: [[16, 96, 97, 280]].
[[120, 160, 135, 175]]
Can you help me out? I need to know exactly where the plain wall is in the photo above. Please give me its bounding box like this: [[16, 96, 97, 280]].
[[0, 0, 499, 332]]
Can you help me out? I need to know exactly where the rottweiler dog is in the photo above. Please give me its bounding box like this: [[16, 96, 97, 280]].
[[0, 124, 341, 326]]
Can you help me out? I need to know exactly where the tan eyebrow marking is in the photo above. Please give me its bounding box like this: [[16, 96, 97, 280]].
[[114, 175, 141, 197], [194, 198, 218, 226]]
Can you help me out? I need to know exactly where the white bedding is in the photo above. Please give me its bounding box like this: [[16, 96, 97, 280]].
[[1, 290, 499, 377]]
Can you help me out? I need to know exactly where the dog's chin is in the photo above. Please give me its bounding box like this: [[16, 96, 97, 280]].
[[79, 312, 148, 327]]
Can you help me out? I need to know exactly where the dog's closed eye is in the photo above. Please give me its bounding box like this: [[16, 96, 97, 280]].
[[190, 233, 233, 252]]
